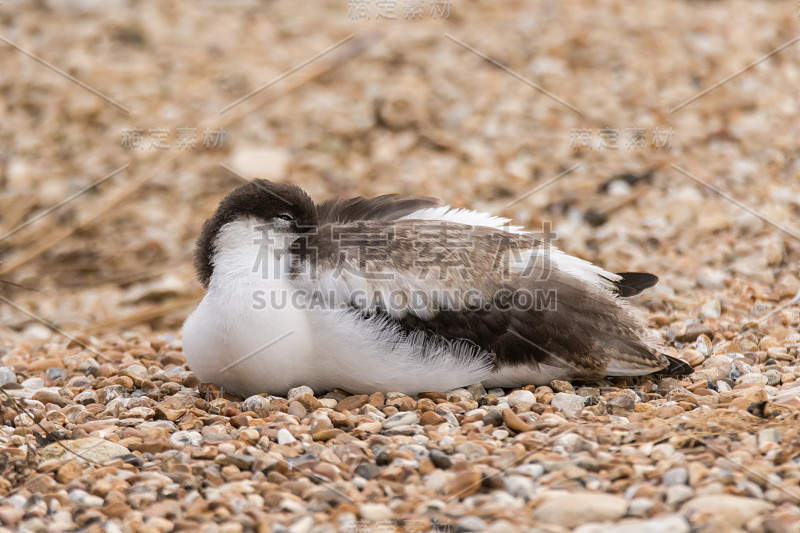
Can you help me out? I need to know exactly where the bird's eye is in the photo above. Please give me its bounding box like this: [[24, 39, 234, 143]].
[[274, 213, 295, 222]]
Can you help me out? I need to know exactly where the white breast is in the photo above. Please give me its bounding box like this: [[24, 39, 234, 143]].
[[181, 218, 493, 396]]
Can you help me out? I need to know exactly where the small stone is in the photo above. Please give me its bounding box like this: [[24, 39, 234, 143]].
[[429, 449, 452, 469], [420, 411, 446, 426], [0, 366, 17, 386], [368, 391, 385, 407], [449, 468, 482, 497], [335, 394, 369, 412], [758, 428, 781, 453], [56, 460, 83, 483], [681, 495, 773, 530], [504, 475, 535, 499], [627, 498, 654, 517], [293, 393, 320, 412], [382, 411, 418, 429], [665, 485, 694, 506], [446, 388, 473, 402], [171, 430, 202, 447], [455, 441, 488, 460], [312, 429, 343, 442], [33, 389, 68, 407], [700, 355, 733, 382], [287, 401, 307, 419], [359, 503, 392, 521], [663, 467, 688, 486], [355, 463, 381, 480], [465, 382, 487, 399], [217, 454, 255, 469], [581, 515, 690, 533], [40, 438, 131, 464], [677, 323, 714, 343], [502, 408, 532, 433], [287, 385, 314, 401], [277, 428, 296, 445], [21, 377, 44, 390], [533, 491, 627, 528], [764, 369, 781, 386], [606, 390, 637, 413], [701, 300, 721, 319], [681, 349, 704, 367], [550, 380, 574, 393], [507, 389, 536, 407], [456, 516, 487, 532], [309, 414, 333, 434], [737, 373, 768, 386], [550, 393, 585, 418]]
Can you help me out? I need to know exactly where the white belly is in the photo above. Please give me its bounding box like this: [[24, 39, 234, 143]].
[[182, 283, 494, 396], [182, 277, 315, 397]]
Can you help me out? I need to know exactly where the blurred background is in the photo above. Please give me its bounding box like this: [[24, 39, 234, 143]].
[[1, 0, 798, 345]]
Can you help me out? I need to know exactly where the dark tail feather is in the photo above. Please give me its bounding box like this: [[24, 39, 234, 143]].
[[660, 355, 694, 376], [614, 272, 659, 297]]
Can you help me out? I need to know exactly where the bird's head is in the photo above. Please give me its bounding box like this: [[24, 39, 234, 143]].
[[194, 179, 317, 289]]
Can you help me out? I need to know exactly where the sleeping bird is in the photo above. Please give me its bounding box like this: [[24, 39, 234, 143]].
[[182, 179, 691, 397]]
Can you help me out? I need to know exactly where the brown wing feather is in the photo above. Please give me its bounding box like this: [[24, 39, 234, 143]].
[[290, 220, 669, 380]]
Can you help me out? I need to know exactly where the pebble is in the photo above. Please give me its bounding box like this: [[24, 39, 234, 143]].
[[277, 428, 297, 445], [0, 366, 16, 386], [701, 300, 721, 319], [502, 408, 532, 432], [20, 377, 44, 390], [681, 495, 774, 530], [665, 485, 694, 506], [359, 503, 392, 521], [335, 394, 369, 412], [382, 411, 418, 429], [533, 491, 627, 528], [456, 516, 487, 531], [550, 393, 585, 418], [40, 438, 131, 464], [287, 385, 314, 401], [757, 428, 781, 453], [507, 389, 535, 407], [454, 441, 488, 460], [446, 388, 473, 402], [574, 515, 690, 533], [429, 449, 452, 470], [663, 467, 688, 486], [504, 475, 535, 499]]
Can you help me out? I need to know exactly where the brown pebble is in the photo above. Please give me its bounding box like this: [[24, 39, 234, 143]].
[[382, 405, 399, 418], [418, 392, 446, 401], [28, 358, 64, 372], [294, 393, 320, 412], [502, 408, 532, 433], [56, 459, 83, 483], [335, 394, 369, 412], [387, 396, 416, 411], [229, 414, 249, 428], [420, 411, 446, 426], [368, 391, 385, 407], [312, 429, 344, 441], [159, 351, 186, 366], [449, 468, 482, 497], [550, 380, 574, 393], [677, 323, 714, 343]]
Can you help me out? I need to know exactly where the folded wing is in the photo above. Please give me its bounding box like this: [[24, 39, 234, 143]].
[[289, 220, 671, 381]]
